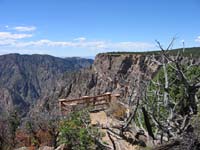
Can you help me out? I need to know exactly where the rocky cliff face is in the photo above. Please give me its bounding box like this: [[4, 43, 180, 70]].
[[2, 52, 198, 116], [0, 54, 93, 116], [34, 53, 162, 113]]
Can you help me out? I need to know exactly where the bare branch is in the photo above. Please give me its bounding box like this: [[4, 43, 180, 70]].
[[107, 130, 116, 150], [122, 97, 140, 132]]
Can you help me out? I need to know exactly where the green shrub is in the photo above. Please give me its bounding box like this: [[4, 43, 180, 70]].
[[58, 110, 98, 150]]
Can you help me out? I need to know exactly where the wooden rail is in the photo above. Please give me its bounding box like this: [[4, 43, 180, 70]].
[[59, 93, 120, 114]]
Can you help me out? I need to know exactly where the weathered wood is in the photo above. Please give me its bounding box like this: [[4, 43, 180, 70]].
[[59, 93, 118, 114], [92, 102, 109, 106]]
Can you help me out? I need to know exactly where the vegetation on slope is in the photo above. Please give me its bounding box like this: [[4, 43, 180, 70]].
[[101, 47, 200, 57]]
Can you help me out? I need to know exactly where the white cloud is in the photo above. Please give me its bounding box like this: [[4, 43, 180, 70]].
[[13, 26, 36, 32], [0, 39, 16, 46], [15, 39, 72, 47], [0, 32, 32, 39], [0, 29, 155, 53], [12, 38, 154, 51], [195, 36, 200, 42], [73, 37, 87, 41]]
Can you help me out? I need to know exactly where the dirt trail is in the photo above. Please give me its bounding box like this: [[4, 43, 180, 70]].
[[90, 111, 140, 150]]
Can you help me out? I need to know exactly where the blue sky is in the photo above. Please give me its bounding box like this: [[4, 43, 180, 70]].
[[0, 0, 200, 57]]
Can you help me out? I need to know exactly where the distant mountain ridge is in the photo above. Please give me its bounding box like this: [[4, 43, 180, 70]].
[[0, 53, 93, 116]]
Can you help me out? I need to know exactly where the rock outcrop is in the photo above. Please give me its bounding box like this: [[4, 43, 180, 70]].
[[35, 50, 200, 114], [33, 53, 162, 113]]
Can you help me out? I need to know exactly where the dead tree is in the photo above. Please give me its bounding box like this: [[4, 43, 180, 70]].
[[140, 39, 200, 144], [93, 39, 199, 149], [116, 39, 198, 147]]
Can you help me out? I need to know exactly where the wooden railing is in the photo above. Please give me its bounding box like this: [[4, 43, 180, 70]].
[[59, 93, 120, 114]]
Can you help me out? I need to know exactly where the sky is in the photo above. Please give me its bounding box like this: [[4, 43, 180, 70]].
[[0, 0, 200, 57]]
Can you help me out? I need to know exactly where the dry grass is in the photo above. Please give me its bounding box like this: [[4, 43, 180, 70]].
[[107, 101, 128, 120]]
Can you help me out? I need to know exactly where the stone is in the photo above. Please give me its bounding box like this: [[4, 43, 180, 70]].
[[14, 147, 29, 150], [55, 144, 68, 150], [38, 146, 54, 150]]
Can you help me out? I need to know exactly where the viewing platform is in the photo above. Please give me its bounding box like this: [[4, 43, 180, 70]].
[[59, 92, 120, 114]]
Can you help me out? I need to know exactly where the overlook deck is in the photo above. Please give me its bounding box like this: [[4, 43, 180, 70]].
[[59, 93, 120, 114]]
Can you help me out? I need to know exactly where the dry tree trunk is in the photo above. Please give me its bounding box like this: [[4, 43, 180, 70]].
[[141, 107, 155, 140]]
